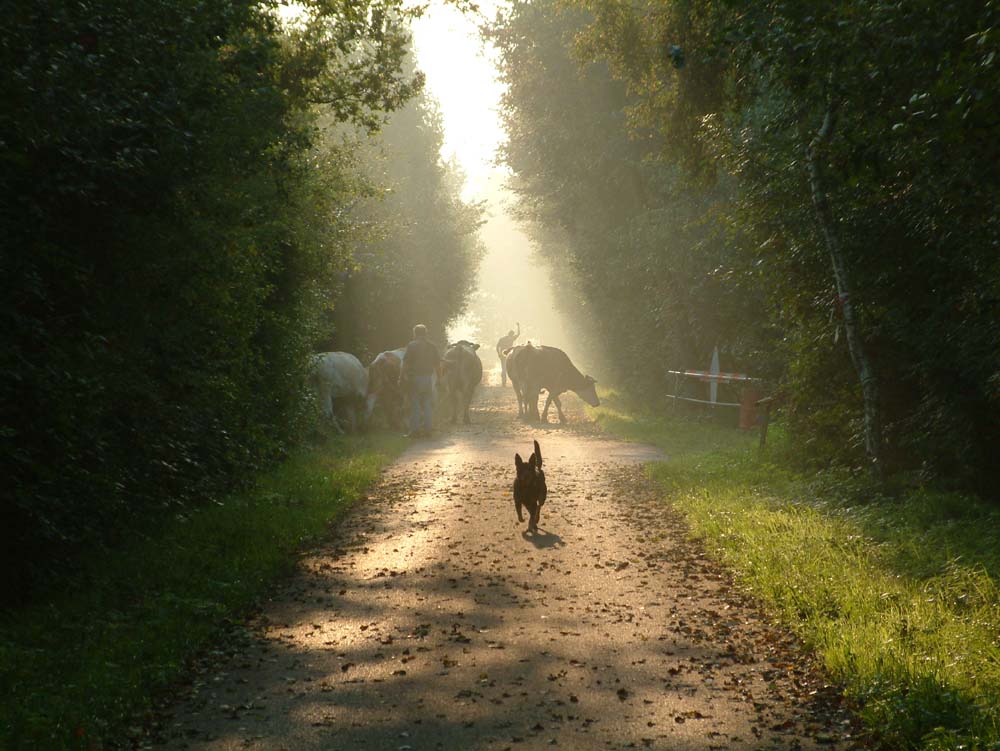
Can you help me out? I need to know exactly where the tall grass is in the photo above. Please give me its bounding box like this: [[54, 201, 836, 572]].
[[0, 433, 406, 751], [590, 390, 1000, 750]]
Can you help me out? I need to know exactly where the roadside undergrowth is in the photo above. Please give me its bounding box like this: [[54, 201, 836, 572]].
[[589, 389, 1000, 751], [0, 433, 406, 751]]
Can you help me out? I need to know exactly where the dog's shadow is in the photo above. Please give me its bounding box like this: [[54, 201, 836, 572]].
[[521, 529, 564, 549]]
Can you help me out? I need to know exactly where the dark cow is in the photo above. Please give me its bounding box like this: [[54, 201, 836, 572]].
[[504, 344, 529, 417], [366, 348, 405, 428], [440, 340, 483, 424], [517, 344, 599, 423]]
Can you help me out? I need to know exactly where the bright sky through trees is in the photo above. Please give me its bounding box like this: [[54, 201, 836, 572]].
[[412, 1, 577, 364], [411, 0, 506, 201]]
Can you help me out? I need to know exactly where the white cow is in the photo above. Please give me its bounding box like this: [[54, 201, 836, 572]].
[[310, 352, 368, 434]]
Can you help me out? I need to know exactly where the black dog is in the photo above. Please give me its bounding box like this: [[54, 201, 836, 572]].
[[513, 440, 547, 533]]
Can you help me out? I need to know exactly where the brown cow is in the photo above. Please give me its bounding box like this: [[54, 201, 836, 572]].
[[516, 344, 599, 423], [366, 348, 405, 428], [440, 341, 484, 424]]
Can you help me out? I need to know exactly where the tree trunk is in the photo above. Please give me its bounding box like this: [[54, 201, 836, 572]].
[[807, 100, 884, 478]]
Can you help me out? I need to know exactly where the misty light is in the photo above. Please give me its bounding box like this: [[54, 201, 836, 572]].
[[411, 2, 583, 375]]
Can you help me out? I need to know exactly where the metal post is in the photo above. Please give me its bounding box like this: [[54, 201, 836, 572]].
[[709, 347, 720, 406]]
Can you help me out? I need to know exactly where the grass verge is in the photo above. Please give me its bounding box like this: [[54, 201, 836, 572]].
[[0, 433, 406, 751], [590, 389, 1000, 751]]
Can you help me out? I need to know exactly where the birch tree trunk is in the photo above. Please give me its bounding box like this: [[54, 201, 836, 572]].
[[807, 100, 884, 478]]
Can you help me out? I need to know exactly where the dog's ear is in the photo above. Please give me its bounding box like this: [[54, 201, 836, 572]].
[[533, 440, 542, 468], [528, 453, 537, 470], [515, 453, 524, 469]]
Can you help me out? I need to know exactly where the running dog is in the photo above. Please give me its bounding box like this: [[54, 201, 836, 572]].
[[513, 440, 547, 533]]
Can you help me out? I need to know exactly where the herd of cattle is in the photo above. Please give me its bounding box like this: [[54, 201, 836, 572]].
[[310, 340, 600, 433]]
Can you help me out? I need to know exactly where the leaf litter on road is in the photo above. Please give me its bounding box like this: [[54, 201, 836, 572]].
[[148, 386, 862, 751]]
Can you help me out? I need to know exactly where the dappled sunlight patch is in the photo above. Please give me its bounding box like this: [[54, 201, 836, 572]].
[[149, 419, 855, 750]]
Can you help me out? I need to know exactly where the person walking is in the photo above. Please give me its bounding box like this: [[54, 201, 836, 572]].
[[399, 324, 440, 438], [496, 322, 520, 387]]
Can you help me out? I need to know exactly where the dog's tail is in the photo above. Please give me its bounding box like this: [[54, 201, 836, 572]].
[[533, 439, 542, 468]]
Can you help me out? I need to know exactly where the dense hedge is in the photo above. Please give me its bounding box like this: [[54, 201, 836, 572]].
[[492, 0, 1000, 490], [1, 0, 476, 599]]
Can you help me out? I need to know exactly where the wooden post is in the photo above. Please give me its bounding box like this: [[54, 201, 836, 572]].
[[757, 397, 772, 449]]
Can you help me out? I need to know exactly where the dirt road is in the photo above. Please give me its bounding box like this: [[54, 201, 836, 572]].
[[154, 385, 856, 750]]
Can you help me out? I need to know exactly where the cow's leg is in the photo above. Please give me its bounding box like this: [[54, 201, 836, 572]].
[[318, 384, 334, 419], [527, 387, 541, 422], [541, 392, 555, 423], [516, 380, 528, 418], [554, 394, 567, 423], [321, 387, 346, 434]]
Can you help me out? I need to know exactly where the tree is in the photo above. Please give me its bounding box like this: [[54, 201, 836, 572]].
[[0, 0, 424, 596], [806, 94, 883, 476], [325, 83, 485, 355], [495, 0, 1000, 488], [491, 0, 771, 394]]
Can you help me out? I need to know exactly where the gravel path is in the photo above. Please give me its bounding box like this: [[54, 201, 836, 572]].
[[153, 385, 857, 751]]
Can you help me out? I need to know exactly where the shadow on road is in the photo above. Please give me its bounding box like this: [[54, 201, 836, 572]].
[[152, 384, 856, 751], [521, 529, 564, 549]]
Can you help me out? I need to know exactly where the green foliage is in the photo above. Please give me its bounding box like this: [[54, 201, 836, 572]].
[[0, 0, 482, 597], [594, 397, 1000, 750], [711, 0, 1000, 484], [327, 88, 485, 355], [490, 1, 773, 400], [493, 0, 1000, 490], [0, 434, 405, 751]]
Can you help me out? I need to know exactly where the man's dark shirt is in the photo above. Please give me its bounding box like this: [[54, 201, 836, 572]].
[[402, 338, 440, 377]]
